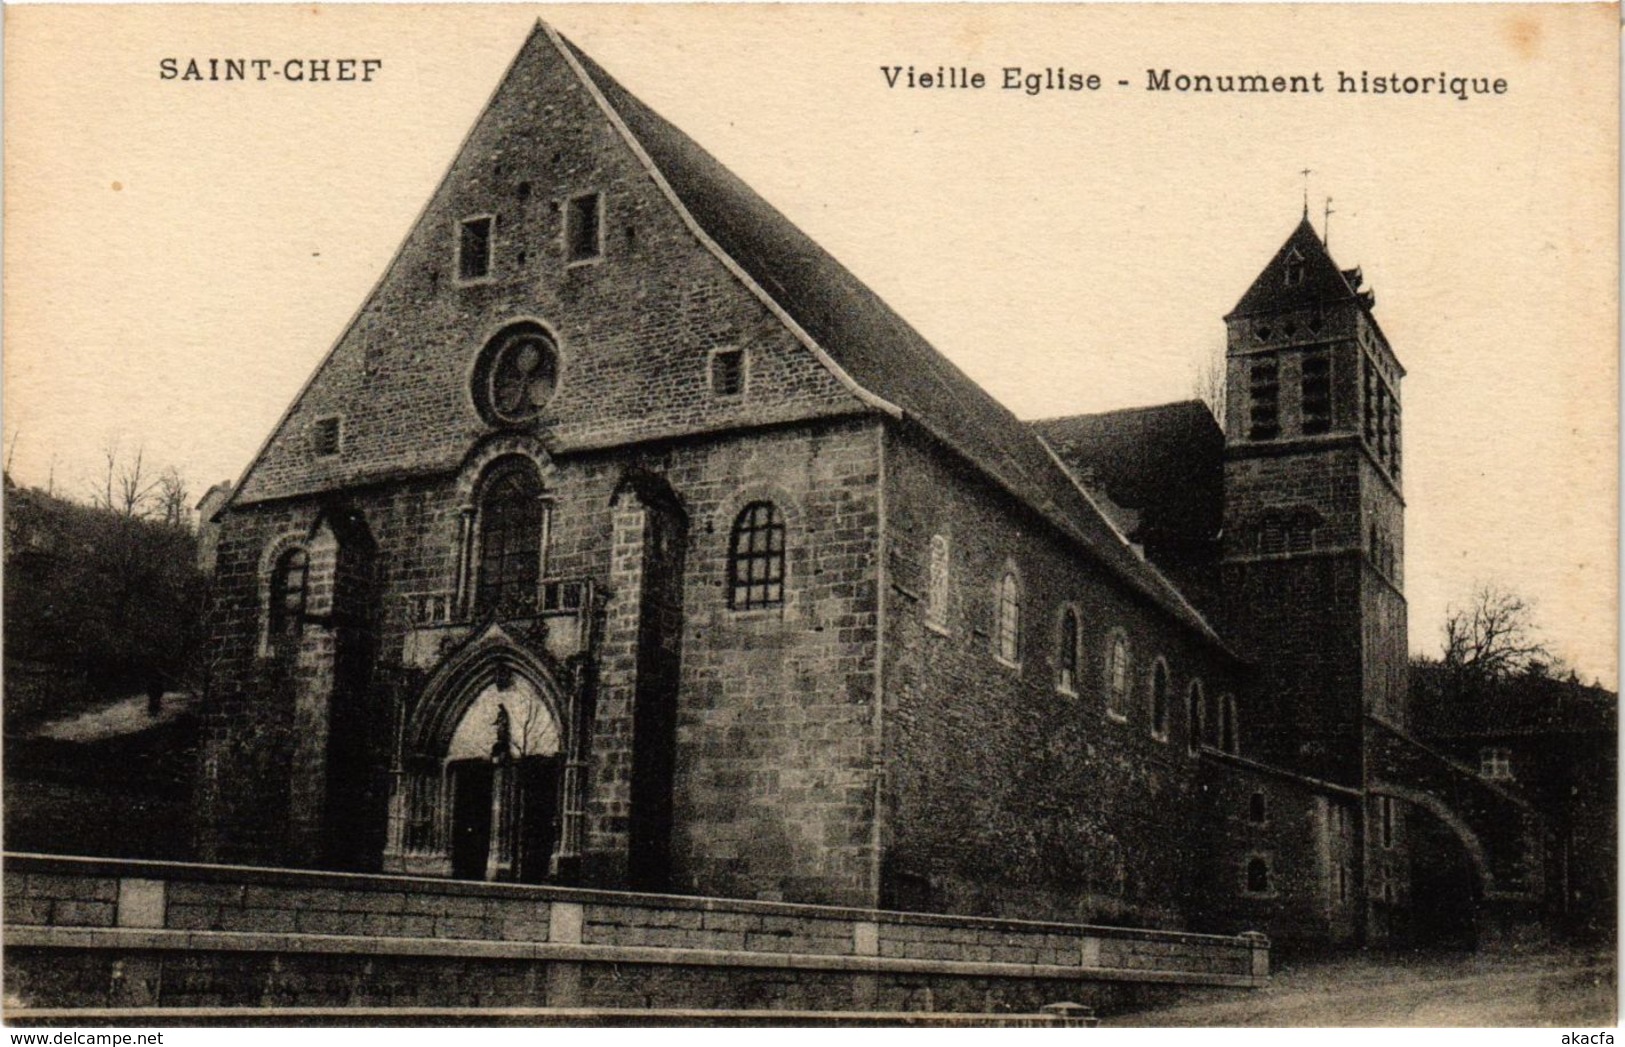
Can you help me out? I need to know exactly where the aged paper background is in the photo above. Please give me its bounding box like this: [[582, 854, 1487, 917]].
[[3, 3, 1618, 687]]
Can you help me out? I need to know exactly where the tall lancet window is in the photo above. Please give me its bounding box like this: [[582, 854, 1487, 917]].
[[995, 570, 1021, 666], [476, 458, 546, 618], [1249, 355, 1280, 441], [1187, 679, 1206, 754], [1105, 632, 1131, 720], [926, 534, 950, 630], [1150, 658, 1171, 740], [268, 547, 309, 651], [1057, 607, 1080, 694]]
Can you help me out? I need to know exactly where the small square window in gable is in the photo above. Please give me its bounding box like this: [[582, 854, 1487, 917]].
[[566, 192, 603, 263], [459, 215, 493, 282], [710, 349, 746, 397], [311, 416, 342, 458]]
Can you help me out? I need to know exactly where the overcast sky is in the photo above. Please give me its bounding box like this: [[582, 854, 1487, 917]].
[[5, 5, 1616, 685]]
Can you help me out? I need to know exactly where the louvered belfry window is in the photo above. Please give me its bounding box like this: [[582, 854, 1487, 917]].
[[1301, 350, 1331, 434], [728, 501, 785, 610], [1248, 355, 1280, 440], [476, 459, 545, 618]]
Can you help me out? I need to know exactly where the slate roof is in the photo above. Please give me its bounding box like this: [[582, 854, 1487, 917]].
[[1028, 401, 1224, 551], [558, 28, 1224, 648], [1227, 215, 1374, 320]]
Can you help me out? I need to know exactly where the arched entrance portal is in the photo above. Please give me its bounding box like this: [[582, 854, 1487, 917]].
[[1408, 809, 1482, 948], [444, 676, 562, 882], [1371, 785, 1494, 950], [385, 633, 572, 884]]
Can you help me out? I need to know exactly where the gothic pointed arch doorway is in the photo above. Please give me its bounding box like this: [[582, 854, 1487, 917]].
[[444, 674, 562, 881], [386, 633, 571, 884]]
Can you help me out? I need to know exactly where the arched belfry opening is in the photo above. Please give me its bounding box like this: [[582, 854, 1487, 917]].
[[385, 632, 573, 884]]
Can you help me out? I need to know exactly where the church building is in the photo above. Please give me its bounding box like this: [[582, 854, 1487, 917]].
[[197, 21, 1459, 948]]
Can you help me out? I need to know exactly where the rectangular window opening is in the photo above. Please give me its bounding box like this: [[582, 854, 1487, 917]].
[[1480, 747, 1513, 780], [711, 349, 745, 397], [312, 416, 342, 457], [567, 193, 603, 263], [459, 216, 493, 281]]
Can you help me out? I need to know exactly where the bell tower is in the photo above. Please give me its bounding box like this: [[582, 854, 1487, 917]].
[[1219, 215, 1407, 787]]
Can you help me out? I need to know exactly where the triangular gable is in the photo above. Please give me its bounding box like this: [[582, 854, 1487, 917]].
[[227, 22, 867, 509]]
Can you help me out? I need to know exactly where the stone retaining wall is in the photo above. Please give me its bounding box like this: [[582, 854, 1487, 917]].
[[4, 854, 1267, 1017]]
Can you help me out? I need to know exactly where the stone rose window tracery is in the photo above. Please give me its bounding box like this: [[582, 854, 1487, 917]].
[[475, 323, 561, 426]]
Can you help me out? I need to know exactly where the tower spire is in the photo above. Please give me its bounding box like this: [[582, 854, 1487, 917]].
[[1324, 196, 1335, 249], [1300, 168, 1312, 219]]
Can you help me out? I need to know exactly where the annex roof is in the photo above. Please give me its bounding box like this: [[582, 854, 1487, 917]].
[[1028, 401, 1223, 550]]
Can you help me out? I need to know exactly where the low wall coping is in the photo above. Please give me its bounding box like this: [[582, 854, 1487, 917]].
[[4, 925, 1261, 988], [6, 1006, 1095, 1027], [4, 853, 1259, 949]]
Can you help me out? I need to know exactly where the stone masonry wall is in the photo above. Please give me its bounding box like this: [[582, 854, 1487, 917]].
[[595, 417, 884, 904], [880, 427, 1242, 927], [1217, 550, 1365, 785], [200, 416, 883, 906], [1360, 452, 1408, 727], [3, 854, 1266, 1015], [1194, 755, 1361, 948], [1366, 720, 1545, 898]]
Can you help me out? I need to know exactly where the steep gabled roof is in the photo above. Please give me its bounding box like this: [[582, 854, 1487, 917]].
[[1028, 401, 1224, 549], [1227, 215, 1369, 320], [555, 27, 1224, 648]]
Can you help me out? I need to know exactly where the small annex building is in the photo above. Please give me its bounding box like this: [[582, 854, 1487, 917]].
[[195, 21, 1542, 949]]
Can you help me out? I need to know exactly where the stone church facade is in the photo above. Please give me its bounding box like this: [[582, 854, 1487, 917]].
[[197, 21, 1511, 948]]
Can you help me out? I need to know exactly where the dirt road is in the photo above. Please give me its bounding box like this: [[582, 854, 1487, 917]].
[[1114, 946, 1617, 1027]]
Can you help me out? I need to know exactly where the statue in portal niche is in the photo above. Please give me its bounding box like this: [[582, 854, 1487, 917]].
[[491, 702, 512, 763]]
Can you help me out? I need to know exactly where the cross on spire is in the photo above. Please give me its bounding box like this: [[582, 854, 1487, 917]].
[[1324, 196, 1335, 249], [1300, 168, 1313, 219]]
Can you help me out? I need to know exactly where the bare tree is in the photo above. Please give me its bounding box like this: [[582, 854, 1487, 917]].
[[1442, 582, 1551, 686], [90, 436, 163, 517], [94, 435, 118, 511], [116, 445, 161, 517], [155, 467, 191, 528], [1191, 341, 1227, 425], [511, 695, 556, 758]]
